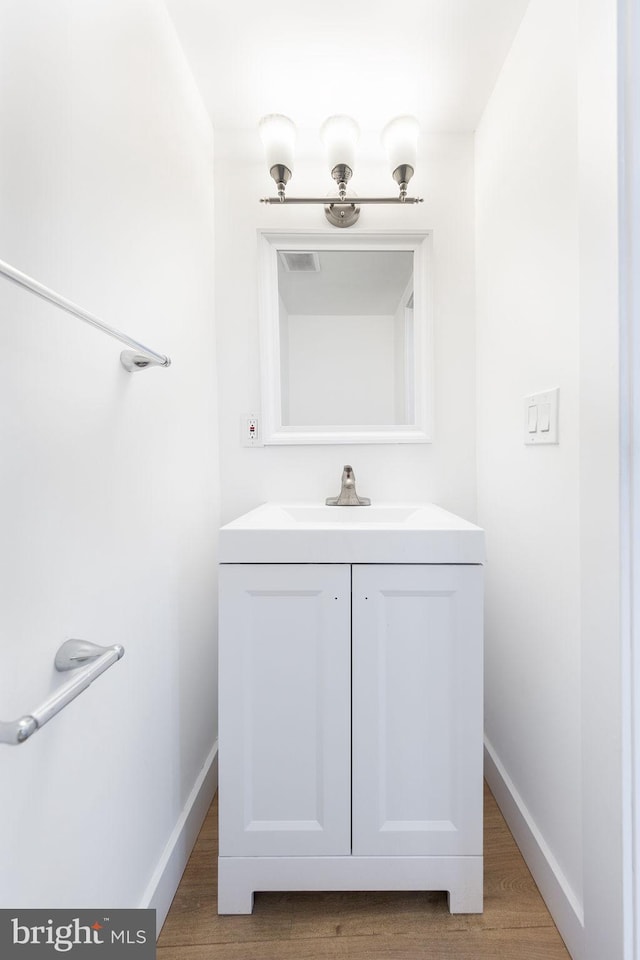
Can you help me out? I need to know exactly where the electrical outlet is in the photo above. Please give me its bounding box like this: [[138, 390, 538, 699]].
[[242, 416, 262, 447]]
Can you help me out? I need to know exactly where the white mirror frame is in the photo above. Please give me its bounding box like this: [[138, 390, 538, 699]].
[[258, 230, 433, 445]]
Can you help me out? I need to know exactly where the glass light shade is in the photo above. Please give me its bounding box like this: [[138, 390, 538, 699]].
[[320, 115, 360, 172], [381, 115, 420, 174], [259, 114, 296, 173]]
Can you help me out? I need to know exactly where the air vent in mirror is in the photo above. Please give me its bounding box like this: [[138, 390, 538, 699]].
[[279, 251, 321, 272]]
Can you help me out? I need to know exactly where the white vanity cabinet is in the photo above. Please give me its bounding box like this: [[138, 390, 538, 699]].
[[218, 508, 484, 916]]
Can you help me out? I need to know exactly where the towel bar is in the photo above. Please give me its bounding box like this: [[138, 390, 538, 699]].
[[0, 639, 125, 745]]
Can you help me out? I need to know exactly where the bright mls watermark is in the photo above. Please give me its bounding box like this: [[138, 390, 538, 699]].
[[0, 910, 155, 958]]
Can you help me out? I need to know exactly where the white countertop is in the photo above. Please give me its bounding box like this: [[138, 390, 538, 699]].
[[219, 502, 485, 564]]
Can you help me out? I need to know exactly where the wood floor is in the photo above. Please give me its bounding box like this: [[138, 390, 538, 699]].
[[157, 783, 571, 960]]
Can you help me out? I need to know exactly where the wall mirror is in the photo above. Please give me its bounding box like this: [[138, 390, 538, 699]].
[[258, 231, 432, 444]]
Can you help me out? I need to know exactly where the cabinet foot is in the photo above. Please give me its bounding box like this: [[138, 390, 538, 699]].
[[217, 860, 255, 914], [447, 884, 483, 914], [447, 857, 483, 913]]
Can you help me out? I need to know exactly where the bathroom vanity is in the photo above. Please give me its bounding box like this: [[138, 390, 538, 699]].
[[217, 502, 485, 914]]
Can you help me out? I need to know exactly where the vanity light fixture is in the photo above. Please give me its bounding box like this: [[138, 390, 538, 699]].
[[259, 113, 423, 228]]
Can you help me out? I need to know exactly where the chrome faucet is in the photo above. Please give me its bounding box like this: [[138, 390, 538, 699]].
[[326, 465, 371, 506]]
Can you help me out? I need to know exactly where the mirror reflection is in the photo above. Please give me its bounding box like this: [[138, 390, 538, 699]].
[[277, 250, 414, 426]]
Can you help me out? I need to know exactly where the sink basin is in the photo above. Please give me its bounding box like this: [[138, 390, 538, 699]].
[[220, 502, 485, 564], [280, 505, 420, 524]]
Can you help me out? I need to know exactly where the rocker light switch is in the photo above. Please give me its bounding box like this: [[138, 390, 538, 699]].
[[539, 402, 551, 432], [524, 389, 559, 445]]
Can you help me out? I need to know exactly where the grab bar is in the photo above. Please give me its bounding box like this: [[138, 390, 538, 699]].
[[0, 258, 171, 371], [0, 639, 125, 745]]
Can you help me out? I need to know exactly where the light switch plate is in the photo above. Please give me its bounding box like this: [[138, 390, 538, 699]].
[[524, 388, 559, 444]]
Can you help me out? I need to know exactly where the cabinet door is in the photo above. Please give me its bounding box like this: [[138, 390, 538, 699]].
[[219, 563, 351, 857], [352, 564, 483, 857]]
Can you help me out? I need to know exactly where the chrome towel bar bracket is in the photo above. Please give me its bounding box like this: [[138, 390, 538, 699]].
[[0, 639, 125, 746], [120, 349, 168, 371]]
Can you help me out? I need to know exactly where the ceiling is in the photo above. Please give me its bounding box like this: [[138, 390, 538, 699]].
[[164, 0, 531, 141]]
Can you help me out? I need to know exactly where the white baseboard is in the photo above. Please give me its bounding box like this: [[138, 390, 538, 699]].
[[140, 739, 218, 937], [484, 737, 584, 960]]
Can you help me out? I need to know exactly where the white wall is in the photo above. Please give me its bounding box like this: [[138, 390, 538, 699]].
[[215, 130, 477, 523], [477, 0, 622, 957], [0, 0, 218, 931], [476, 0, 583, 945]]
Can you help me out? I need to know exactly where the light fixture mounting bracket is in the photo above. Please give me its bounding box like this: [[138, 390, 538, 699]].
[[323, 200, 361, 227], [324, 163, 360, 227]]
